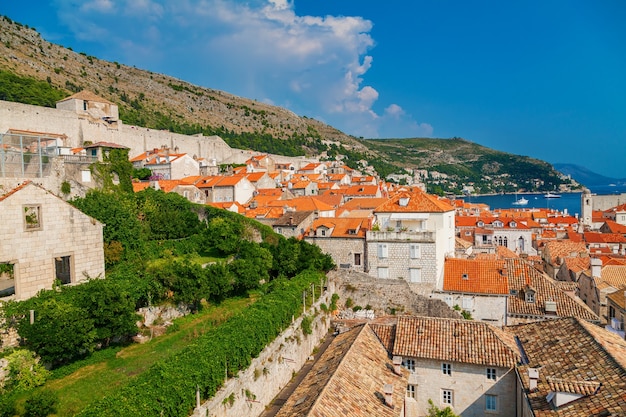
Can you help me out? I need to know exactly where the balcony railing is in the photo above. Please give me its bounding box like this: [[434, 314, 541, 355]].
[[366, 230, 435, 242], [62, 155, 98, 164]]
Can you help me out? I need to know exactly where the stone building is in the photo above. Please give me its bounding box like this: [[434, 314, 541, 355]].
[[0, 182, 105, 300], [371, 316, 519, 416], [366, 190, 455, 290], [304, 217, 370, 272], [433, 258, 510, 326]]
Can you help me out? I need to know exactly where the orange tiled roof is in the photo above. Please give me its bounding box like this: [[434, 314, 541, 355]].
[[392, 316, 519, 368], [443, 258, 509, 295], [132, 182, 151, 192], [58, 90, 114, 104], [375, 190, 454, 213], [0, 181, 32, 202], [506, 259, 598, 321], [309, 217, 370, 238], [509, 317, 626, 416], [274, 324, 406, 417], [602, 220, 626, 234]]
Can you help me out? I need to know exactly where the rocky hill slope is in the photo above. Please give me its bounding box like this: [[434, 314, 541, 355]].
[[0, 16, 576, 193]]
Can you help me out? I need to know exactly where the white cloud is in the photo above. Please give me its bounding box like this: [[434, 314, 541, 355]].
[[53, 0, 431, 138]]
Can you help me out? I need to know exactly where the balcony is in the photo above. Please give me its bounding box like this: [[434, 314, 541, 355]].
[[366, 230, 435, 242]]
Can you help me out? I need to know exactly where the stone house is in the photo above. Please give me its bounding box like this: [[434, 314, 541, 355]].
[[577, 258, 626, 323], [505, 258, 599, 325], [272, 210, 317, 239], [456, 216, 535, 256], [366, 189, 455, 290], [245, 171, 276, 190], [371, 316, 518, 416], [511, 317, 626, 416], [0, 182, 105, 300], [540, 240, 588, 279], [130, 148, 200, 180], [605, 290, 626, 338], [245, 154, 275, 172], [433, 258, 510, 326], [304, 217, 370, 272]]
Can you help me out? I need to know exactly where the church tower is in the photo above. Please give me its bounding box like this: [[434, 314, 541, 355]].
[[581, 188, 593, 229]]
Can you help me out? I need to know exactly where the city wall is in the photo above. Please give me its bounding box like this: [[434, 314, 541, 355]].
[[192, 287, 333, 417]]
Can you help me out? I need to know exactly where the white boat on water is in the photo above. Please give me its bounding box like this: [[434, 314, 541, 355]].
[[544, 192, 561, 198], [512, 197, 529, 206]]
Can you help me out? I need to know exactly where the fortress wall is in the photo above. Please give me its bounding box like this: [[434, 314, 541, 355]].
[[1, 100, 320, 171]]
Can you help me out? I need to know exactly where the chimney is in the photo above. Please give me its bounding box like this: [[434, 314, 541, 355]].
[[392, 356, 403, 375], [591, 257, 602, 278], [289, 215, 294, 226], [383, 384, 394, 408], [528, 368, 539, 392]]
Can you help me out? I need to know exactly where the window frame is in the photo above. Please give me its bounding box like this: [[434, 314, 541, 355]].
[[378, 243, 388, 259], [402, 358, 416, 372], [409, 243, 421, 259], [486, 367, 497, 380], [442, 389, 453, 405], [406, 384, 416, 399], [485, 394, 497, 411], [23, 204, 42, 231], [442, 362, 452, 376]]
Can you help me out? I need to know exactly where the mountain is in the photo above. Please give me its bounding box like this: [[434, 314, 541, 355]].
[[0, 16, 573, 193], [553, 163, 626, 187]]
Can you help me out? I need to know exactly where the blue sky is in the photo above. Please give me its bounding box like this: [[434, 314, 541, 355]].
[[1, 0, 625, 178]]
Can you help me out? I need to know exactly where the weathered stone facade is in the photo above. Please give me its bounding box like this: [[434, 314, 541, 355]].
[[366, 231, 438, 287], [0, 182, 105, 301], [304, 236, 366, 272], [405, 358, 517, 416]]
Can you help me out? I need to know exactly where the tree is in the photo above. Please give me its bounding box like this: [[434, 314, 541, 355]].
[[3, 349, 50, 392], [16, 299, 96, 366], [229, 242, 273, 294]]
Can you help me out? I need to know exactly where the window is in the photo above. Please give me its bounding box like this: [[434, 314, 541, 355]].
[[354, 253, 361, 266], [378, 267, 389, 279], [485, 394, 497, 411], [23, 205, 42, 231], [81, 170, 92, 182], [409, 268, 421, 283], [406, 384, 416, 398], [378, 243, 388, 258], [55, 255, 72, 285], [525, 291, 535, 303], [442, 363, 452, 375], [487, 368, 497, 380], [442, 389, 453, 405], [462, 297, 473, 310], [444, 295, 453, 307], [410, 244, 421, 259], [402, 358, 416, 372], [321, 229, 326, 236]]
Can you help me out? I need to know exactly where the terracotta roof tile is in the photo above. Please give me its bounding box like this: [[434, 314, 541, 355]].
[[392, 316, 518, 368], [506, 259, 599, 321], [508, 317, 626, 416], [275, 324, 406, 417], [375, 190, 454, 213], [443, 258, 509, 295]]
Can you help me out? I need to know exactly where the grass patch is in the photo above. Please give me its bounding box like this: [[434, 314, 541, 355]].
[[15, 297, 254, 415]]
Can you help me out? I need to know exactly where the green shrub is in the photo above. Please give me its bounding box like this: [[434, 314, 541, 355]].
[[23, 389, 58, 417]]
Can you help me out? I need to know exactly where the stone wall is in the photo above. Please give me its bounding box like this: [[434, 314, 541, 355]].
[[407, 358, 517, 417], [592, 193, 626, 212], [0, 183, 105, 300], [191, 289, 333, 417], [329, 270, 459, 318]]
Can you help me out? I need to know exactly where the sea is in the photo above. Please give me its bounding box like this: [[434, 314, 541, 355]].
[[460, 184, 626, 217]]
